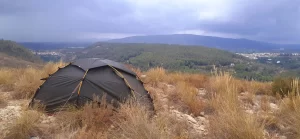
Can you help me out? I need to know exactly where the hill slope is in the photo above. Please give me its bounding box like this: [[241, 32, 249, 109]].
[[0, 53, 41, 68], [0, 40, 41, 63], [75, 42, 279, 81], [108, 34, 300, 52]]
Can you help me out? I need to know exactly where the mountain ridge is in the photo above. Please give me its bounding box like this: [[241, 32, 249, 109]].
[[108, 34, 299, 52]]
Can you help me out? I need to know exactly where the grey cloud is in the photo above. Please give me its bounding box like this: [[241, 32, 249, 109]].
[[0, 0, 300, 43], [192, 0, 300, 42]]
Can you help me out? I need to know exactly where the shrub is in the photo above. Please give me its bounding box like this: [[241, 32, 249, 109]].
[[272, 77, 300, 97]]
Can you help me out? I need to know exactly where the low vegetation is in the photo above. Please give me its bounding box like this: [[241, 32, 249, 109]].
[[73, 42, 280, 81], [0, 61, 66, 99], [208, 72, 265, 139], [1, 62, 300, 139], [5, 110, 42, 139]]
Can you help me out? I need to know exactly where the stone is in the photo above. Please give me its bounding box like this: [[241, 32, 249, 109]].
[[279, 136, 287, 139], [245, 109, 254, 114], [200, 112, 205, 117], [270, 103, 279, 110], [186, 114, 197, 124]]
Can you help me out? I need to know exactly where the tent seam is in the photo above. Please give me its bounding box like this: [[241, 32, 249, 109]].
[[108, 65, 137, 100]]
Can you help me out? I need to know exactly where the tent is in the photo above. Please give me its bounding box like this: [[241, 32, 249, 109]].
[[30, 58, 153, 112]]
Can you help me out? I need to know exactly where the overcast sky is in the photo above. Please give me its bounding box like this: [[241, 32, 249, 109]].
[[0, 0, 299, 43]]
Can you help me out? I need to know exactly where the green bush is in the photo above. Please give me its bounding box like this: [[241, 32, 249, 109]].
[[272, 77, 300, 97]]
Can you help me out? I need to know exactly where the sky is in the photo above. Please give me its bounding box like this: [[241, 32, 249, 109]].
[[0, 0, 299, 43]]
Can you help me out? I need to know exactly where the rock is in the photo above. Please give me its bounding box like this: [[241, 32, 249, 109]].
[[200, 112, 205, 117], [270, 103, 279, 110], [279, 136, 287, 139], [186, 114, 197, 124], [245, 109, 254, 114], [30, 137, 40, 139], [199, 125, 205, 131]]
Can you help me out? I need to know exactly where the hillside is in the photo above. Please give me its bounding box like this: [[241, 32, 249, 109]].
[[75, 42, 279, 81], [108, 34, 300, 52], [0, 63, 298, 139], [0, 40, 41, 63], [0, 53, 41, 68]]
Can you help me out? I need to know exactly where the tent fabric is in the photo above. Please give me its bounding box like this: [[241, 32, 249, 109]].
[[30, 58, 153, 112]]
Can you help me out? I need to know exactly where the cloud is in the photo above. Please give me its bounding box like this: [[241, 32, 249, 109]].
[[0, 0, 299, 43]]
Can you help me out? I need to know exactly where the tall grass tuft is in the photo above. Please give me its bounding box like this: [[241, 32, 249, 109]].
[[173, 81, 204, 116], [5, 110, 42, 139], [208, 71, 265, 139], [145, 67, 168, 86], [278, 79, 300, 138]]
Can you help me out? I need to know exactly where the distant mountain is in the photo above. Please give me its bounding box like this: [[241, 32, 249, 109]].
[[108, 34, 300, 52], [0, 40, 41, 63]]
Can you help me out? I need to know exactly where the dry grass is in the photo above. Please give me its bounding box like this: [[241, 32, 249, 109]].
[[0, 68, 18, 90], [0, 93, 8, 107], [110, 102, 168, 139], [0, 61, 67, 99], [172, 81, 204, 116], [1, 63, 292, 139], [12, 68, 44, 99], [209, 110, 265, 139], [144, 67, 208, 88], [55, 100, 114, 132], [208, 72, 265, 139], [277, 79, 300, 138], [144, 67, 168, 86], [53, 99, 193, 139], [260, 95, 271, 112], [110, 101, 192, 139], [4, 110, 42, 139]]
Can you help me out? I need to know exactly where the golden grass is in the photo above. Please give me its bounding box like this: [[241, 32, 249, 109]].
[[12, 68, 44, 99], [279, 96, 300, 138], [173, 81, 204, 116], [0, 63, 290, 138], [144, 67, 208, 88], [0, 68, 18, 90], [53, 99, 193, 139], [260, 95, 270, 112], [4, 110, 42, 139], [0, 61, 67, 99], [144, 67, 168, 86], [277, 79, 300, 138], [110, 101, 192, 139], [208, 72, 265, 139], [209, 110, 265, 139], [110, 102, 168, 139]]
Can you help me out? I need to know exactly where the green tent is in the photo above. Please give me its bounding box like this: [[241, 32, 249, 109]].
[[30, 58, 153, 112]]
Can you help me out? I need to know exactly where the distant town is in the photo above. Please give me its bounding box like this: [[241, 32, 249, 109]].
[[31, 51, 63, 56], [236, 53, 300, 60]]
